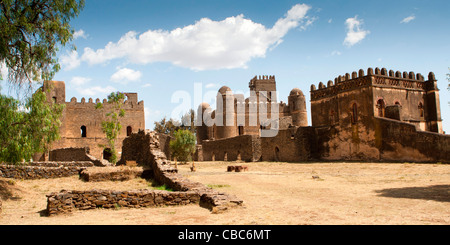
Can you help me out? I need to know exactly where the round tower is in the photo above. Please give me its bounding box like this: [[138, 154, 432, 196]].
[[215, 86, 237, 139], [196, 102, 211, 144], [288, 88, 308, 126]]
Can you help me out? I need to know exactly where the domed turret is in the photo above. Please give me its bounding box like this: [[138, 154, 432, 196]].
[[288, 88, 308, 127]]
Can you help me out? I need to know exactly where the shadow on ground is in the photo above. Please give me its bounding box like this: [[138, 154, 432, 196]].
[[375, 185, 450, 202]]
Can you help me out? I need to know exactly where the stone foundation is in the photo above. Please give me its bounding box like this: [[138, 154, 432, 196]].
[[79, 166, 144, 182], [0, 162, 91, 179], [46, 189, 200, 216]]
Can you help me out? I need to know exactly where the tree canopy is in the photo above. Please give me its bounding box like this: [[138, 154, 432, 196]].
[[0, 87, 64, 163], [169, 129, 196, 164], [0, 0, 85, 88]]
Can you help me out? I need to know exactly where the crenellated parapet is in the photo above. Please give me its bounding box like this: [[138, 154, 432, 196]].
[[310, 67, 438, 101], [66, 93, 144, 110]]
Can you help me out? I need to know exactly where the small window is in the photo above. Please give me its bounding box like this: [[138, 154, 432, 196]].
[[127, 126, 132, 136], [418, 102, 424, 118], [238, 126, 244, 136], [81, 125, 87, 137], [52, 96, 57, 103], [376, 99, 385, 117]]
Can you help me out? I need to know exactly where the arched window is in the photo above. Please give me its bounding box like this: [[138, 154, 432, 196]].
[[329, 110, 335, 125], [376, 99, 385, 117], [418, 102, 424, 118], [351, 103, 358, 124], [126, 126, 132, 136], [80, 125, 87, 137]]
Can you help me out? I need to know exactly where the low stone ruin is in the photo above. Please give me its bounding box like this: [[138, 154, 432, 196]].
[[227, 165, 249, 172], [46, 130, 243, 215]]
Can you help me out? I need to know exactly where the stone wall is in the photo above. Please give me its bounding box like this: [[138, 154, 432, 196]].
[[79, 166, 145, 182], [261, 127, 318, 162], [119, 130, 243, 213], [374, 117, 450, 163], [0, 162, 90, 179], [46, 189, 200, 216], [48, 147, 110, 166], [201, 135, 261, 162]]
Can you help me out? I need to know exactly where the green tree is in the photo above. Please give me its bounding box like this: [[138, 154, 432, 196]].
[[154, 117, 181, 136], [0, 86, 64, 164], [169, 129, 196, 164], [95, 92, 125, 165], [0, 0, 85, 88]]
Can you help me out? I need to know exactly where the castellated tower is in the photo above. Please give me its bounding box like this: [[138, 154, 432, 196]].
[[288, 88, 308, 126], [249, 75, 277, 102], [37, 80, 145, 161]]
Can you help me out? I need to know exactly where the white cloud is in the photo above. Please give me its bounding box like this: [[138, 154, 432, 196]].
[[76, 85, 116, 97], [70, 76, 91, 86], [73, 29, 88, 39], [110, 67, 142, 83], [142, 83, 152, 88], [343, 16, 370, 47], [331, 50, 342, 56], [60, 50, 81, 70], [79, 4, 312, 71], [400, 15, 415, 24], [205, 83, 219, 88]]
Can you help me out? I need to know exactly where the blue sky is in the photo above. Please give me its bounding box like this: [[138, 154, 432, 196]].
[[48, 0, 450, 131]]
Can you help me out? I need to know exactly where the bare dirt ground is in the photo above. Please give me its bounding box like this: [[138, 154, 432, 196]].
[[1, 161, 449, 225]]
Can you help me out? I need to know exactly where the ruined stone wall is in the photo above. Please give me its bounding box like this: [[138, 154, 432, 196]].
[[373, 117, 450, 163], [0, 162, 90, 179], [201, 135, 261, 162], [46, 189, 200, 216], [118, 130, 243, 213]]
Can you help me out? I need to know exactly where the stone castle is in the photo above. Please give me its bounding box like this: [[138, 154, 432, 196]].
[[36, 80, 146, 161], [37, 67, 449, 164], [195, 67, 450, 163]]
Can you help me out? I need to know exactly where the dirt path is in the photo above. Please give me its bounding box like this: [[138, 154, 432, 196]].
[[1, 162, 449, 225]]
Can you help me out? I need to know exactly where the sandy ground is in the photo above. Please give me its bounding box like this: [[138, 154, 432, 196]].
[[0, 161, 449, 225]]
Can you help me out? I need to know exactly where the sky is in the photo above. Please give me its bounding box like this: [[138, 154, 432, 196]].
[[36, 0, 450, 131]]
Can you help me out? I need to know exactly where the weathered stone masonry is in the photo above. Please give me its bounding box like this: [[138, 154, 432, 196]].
[[0, 162, 92, 179], [45, 130, 243, 215]]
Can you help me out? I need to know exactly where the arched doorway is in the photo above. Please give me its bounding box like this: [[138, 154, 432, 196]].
[[80, 125, 87, 137], [274, 147, 280, 162]]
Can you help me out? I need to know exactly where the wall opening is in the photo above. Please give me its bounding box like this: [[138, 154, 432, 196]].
[[351, 104, 358, 124], [238, 126, 244, 136], [81, 125, 87, 137], [274, 147, 280, 162], [418, 102, 424, 118], [127, 126, 132, 136], [376, 99, 385, 117], [103, 148, 112, 162]]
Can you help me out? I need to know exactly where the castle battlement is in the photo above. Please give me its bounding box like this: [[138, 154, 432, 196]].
[[310, 67, 438, 101], [66, 94, 144, 109]]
